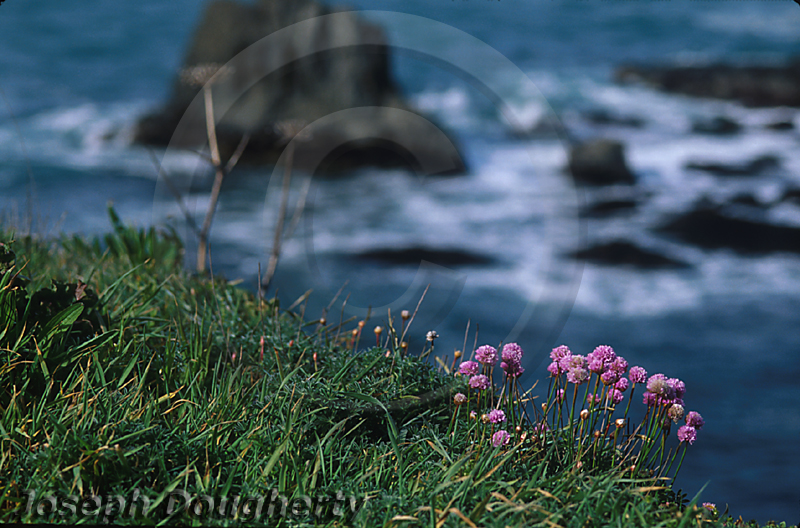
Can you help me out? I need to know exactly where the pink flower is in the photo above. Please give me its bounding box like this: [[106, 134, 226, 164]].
[[560, 354, 586, 372], [458, 360, 480, 376], [685, 411, 704, 430], [643, 392, 657, 407], [610, 356, 628, 374], [487, 409, 506, 424], [567, 367, 589, 385], [586, 393, 599, 405], [501, 343, 524, 364], [454, 393, 467, 405], [547, 361, 563, 376], [475, 345, 498, 366], [469, 374, 490, 391], [491, 430, 510, 447], [601, 370, 620, 385], [606, 388, 624, 405], [669, 378, 686, 399], [615, 378, 629, 392], [677, 425, 697, 445], [550, 345, 571, 362], [629, 366, 647, 384], [587, 345, 616, 373], [501, 361, 525, 378], [555, 389, 565, 402]]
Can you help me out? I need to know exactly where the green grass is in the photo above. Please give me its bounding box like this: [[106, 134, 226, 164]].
[[0, 210, 793, 527]]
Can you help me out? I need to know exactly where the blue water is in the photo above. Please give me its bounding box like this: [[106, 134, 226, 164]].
[[2, 0, 800, 522]]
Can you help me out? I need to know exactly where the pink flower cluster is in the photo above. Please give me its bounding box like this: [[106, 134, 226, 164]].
[[548, 345, 637, 405], [460, 343, 527, 392]]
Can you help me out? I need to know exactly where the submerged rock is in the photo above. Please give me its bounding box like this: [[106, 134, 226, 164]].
[[581, 198, 639, 217], [352, 247, 496, 267], [568, 241, 689, 269], [583, 109, 645, 128], [684, 154, 781, 177], [691, 116, 742, 136], [567, 139, 636, 186], [134, 0, 465, 174], [615, 58, 800, 107], [655, 203, 800, 254]]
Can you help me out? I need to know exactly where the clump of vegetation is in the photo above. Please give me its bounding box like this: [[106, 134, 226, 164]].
[[0, 212, 794, 527]]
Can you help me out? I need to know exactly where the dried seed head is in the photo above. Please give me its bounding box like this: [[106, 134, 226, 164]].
[[454, 350, 462, 359], [401, 310, 410, 320], [593, 430, 601, 438], [481, 414, 489, 424], [358, 320, 365, 329], [541, 403, 547, 412], [515, 425, 522, 433], [180, 63, 233, 87], [400, 342, 408, 350], [616, 418, 626, 428], [580, 409, 590, 421], [374, 326, 383, 336], [426, 330, 439, 342], [319, 317, 326, 326]]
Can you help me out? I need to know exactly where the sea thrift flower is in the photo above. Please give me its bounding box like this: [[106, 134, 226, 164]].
[[601, 370, 620, 385], [454, 393, 467, 405], [501, 343, 524, 364], [550, 345, 571, 362], [487, 409, 506, 424], [458, 361, 479, 376], [615, 378, 629, 392], [469, 410, 477, 420], [668, 403, 685, 422], [677, 425, 697, 445], [567, 367, 589, 385], [586, 393, 599, 405], [669, 378, 686, 398], [555, 389, 565, 402], [629, 366, 647, 384], [492, 430, 510, 447], [469, 374, 490, 391], [610, 356, 628, 374], [475, 345, 498, 366], [646, 375, 676, 400], [606, 389, 624, 405], [547, 361, 564, 376], [587, 345, 616, 373], [501, 361, 525, 378], [643, 392, 657, 407], [686, 411, 705, 430], [560, 354, 586, 372]]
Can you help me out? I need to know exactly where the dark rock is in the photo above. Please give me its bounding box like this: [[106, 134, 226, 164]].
[[765, 120, 795, 131], [567, 139, 636, 186], [779, 188, 800, 206], [615, 58, 800, 107], [691, 116, 742, 136], [134, 0, 466, 174], [684, 154, 781, 177], [581, 198, 639, 217], [729, 194, 767, 209], [568, 241, 689, 269], [353, 247, 496, 267], [584, 109, 645, 128], [655, 203, 800, 254]]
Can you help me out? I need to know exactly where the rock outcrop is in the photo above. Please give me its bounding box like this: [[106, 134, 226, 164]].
[[655, 201, 800, 254], [567, 139, 636, 186], [684, 154, 781, 177], [352, 247, 496, 267], [615, 58, 800, 107], [134, 0, 465, 174], [568, 241, 689, 269]]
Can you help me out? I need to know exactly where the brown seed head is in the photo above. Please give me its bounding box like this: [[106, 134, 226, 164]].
[[401, 310, 410, 320], [580, 409, 590, 421], [454, 350, 462, 359], [374, 326, 383, 336]]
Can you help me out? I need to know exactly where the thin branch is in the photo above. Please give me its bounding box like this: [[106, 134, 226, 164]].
[[261, 142, 295, 290]]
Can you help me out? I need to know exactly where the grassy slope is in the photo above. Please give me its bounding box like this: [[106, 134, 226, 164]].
[[0, 216, 793, 527]]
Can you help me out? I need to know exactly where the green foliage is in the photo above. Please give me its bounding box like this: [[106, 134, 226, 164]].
[[0, 216, 792, 527]]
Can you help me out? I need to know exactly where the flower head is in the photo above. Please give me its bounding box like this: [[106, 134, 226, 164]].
[[468, 374, 490, 391], [501, 361, 525, 378], [487, 409, 507, 424], [547, 361, 563, 376], [501, 343, 524, 364], [491, 430, 510, 447], [550, 345, 571, 362], [454, 393, 467, 405], [667, 403, 684, 422], [560, 354, 586, 372], [601, 370, 620, 386], [606, 388, 624, 405], [615, 378, 629, 392], [629, 366, 647, 384], [685, 411, 704, 430], [587, 345, 616, 373], [458, 360, 480, 376], [567, 367, 589, 385], [669, 378, 686, 399], [677, 425, 697, 445], [475, 345, 498, 366], [555, 388, 565, 402], [610, 356, 629, 374]]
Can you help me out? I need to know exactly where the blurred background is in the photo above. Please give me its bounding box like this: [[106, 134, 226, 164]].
[[1, 0, 799, 522]]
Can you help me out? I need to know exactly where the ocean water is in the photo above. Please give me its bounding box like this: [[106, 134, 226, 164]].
[[2, 0, 800, 522]]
